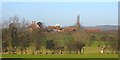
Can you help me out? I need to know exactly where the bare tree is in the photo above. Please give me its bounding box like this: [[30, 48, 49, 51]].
[[8, 15, 20, 54], [18, 18, 30, 54]]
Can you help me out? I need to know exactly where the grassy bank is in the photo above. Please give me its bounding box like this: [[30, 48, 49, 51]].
[[2, 54, 118, 58]]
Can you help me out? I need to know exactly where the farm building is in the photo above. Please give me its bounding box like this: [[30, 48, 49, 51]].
[[63, 26, 76, 32], [28, 21, 40, 32]]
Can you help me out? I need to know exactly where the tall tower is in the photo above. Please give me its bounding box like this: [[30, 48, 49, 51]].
[[77, 15, 80, 26], [76, 15, 81, 31]]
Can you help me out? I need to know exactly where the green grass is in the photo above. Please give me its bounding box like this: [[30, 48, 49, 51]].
[[2, 54, 118, 58], [2, 47, 117, 58]]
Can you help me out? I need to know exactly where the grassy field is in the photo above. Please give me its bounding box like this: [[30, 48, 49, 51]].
[[2, 54, 118, 58], [2, 47, 118, 58]]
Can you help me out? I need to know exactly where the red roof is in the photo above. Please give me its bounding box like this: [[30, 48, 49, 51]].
[[64, 27, 76, 32]]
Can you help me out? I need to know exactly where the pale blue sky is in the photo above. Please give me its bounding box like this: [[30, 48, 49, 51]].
[[2, 2, 118, 26], [1, 0, 119, 2]]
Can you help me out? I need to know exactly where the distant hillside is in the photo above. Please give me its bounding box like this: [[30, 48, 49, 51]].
[[96, 25, 118, 31], [83, 25, 118, 31]]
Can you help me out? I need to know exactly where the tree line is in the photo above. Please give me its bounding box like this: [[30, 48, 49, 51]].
[[2, 15, 119, 54]]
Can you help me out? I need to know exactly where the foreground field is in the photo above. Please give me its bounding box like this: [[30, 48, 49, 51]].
[[2, 54, 118, 58]]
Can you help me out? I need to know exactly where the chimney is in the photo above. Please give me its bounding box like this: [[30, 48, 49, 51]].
[[34, 21, 36, 23], [32, 21, 34, 24]]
